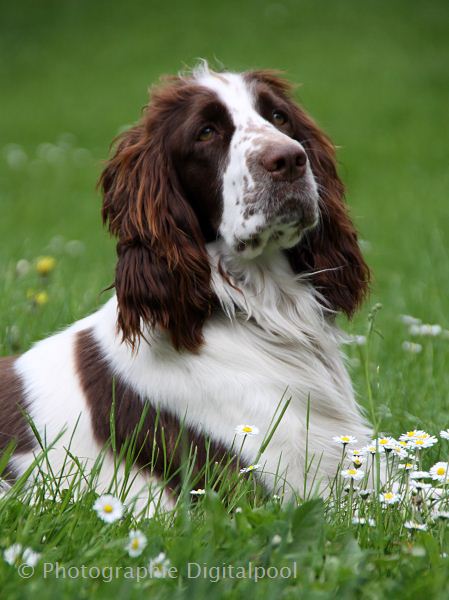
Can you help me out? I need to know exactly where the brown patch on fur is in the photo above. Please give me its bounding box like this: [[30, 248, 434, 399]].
[[0, 356, 35, 480], [75, 329, 241, 493]]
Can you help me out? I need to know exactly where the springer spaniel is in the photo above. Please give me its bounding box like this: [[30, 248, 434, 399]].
[[0, 64, 371, 511]]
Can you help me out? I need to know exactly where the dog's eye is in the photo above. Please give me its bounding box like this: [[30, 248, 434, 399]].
[[198, 126, 216, 142], [272, 110, 288, 126]]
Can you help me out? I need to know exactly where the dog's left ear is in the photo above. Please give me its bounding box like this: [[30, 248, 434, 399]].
[[250, 71, 370, 316]]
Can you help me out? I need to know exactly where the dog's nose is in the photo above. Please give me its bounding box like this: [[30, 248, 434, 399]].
[[261, 145, 307, 182]]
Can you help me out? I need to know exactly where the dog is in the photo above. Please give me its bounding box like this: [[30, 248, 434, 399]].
[[0, 63, 372, 512]]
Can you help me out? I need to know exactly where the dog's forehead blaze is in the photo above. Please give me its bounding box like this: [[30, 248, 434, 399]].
[[194, 72, 259, 127]]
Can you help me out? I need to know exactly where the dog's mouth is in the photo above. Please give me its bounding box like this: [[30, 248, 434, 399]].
[[235, 188, 319, 257]]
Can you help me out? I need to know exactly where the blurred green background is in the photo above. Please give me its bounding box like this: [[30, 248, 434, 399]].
[[1, 0, 449, 434]]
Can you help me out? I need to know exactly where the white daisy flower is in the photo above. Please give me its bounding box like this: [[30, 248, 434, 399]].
[[3, 544, 40, 567], [398, 463, 415, 471], [410, 481, 433, 491], [409, 471, 430, 480], [440, 430, 449, 440], [411, 324, 442, 337], [341, 468, 365, 481], [235, 425, 260, 436], [429, 462, 449, 482], [190, 489, 206, 496], [240, 464, 261, 474], [359, 488, 375, 499], [375, 437, 397, 451], [126, 530, 147, 558], [346, 334, 367, 346], [408, 436, 438, 449], [271, 534, 282, 546], [332, 435, 358, 446], [362, 444, 379, 455], [351, 456, 365, 468], [404, 521, 427, 531], [148, 552, 171, 578], [402, 341, 422, 353], [433, 511, 449, 520], [352, 517, 376, 526], [390, 445, 409, 459], [3, 544, 23, 566], [400, 315, 421, 326], [399, 430, 428, 442], [93, 494, 124, 523], [379, 491, 401, 505]]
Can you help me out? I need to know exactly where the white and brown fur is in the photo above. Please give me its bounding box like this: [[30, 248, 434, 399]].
[[0, 64, 372, 512]]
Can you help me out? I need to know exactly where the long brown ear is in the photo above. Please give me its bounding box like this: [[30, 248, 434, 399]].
[[250, 71, 370, 316], [100, 110, 215, 352]]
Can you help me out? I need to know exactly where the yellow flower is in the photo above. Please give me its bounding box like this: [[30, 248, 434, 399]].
[[36, 256, 56, 276], [34, 291, 49, 306]]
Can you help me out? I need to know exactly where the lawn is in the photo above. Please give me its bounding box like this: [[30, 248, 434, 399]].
[[1, 0, 449, 597]]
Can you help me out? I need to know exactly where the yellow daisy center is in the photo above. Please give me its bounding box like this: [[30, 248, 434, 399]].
[[131, 539, 139, 549], [341, 436, 350, 442], [243, 426, 253, 433], [384, 492, 394, 500], [415, 440, 424, 445], [348, 469, 357, 475], [103, 504, 113, 513], [437, 467, 446, 476]]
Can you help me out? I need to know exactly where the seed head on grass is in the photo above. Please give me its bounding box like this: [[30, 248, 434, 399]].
[[93, 494, 124, 523]]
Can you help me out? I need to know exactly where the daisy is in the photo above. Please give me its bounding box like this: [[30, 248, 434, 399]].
[[379, 491, 401, 505], [235, 425, 260, 436], [362, 444, 379, 455], [359, 488, 374, 499], [400, 315, 421, 326], [402, 341, 422, 354], [404, 521, 427, 531], [429, 462, 449, 482], [440, 430, 449, 440], [409, 471, 430, 480], [190, 489, 206, 496], [3, 544, 23, 566], [332, 435, 358, 446], [399, 430, 427, 442], [433, 511, 449, 520], [352, 517, 376, 526], [148, 552, 171, 578], [3, 544, 40, 567], [351, 457, 364, 468], [240, 464, 261, 474], [398, 463, 415, 471], [390, 445, 408, 459], [408, 436, 438, 449], [341, 468, 365, 481], [93, 494, 124, 523], [375, 437, 397, 451], [126, 530, 147, 558]]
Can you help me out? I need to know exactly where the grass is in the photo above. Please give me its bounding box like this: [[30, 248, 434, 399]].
[[1, 0, 449, 597]]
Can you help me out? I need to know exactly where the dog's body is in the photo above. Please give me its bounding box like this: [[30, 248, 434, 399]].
[[0, 64, 372, 510]]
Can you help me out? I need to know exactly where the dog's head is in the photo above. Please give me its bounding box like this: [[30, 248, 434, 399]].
[[100, 64, 369, 351]]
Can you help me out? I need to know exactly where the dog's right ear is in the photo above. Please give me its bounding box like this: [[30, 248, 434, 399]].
[[99, 105, 215, 353]]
